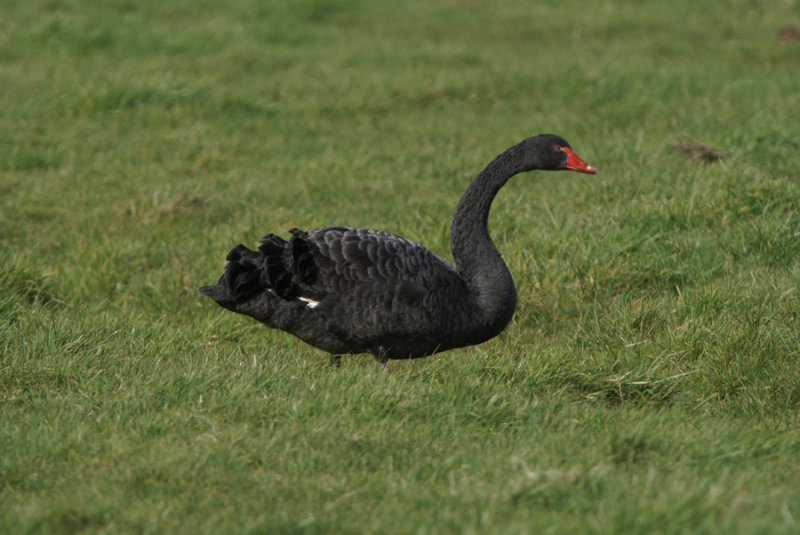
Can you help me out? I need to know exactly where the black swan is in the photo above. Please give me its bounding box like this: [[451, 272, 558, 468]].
[[200, 134, 595, 365]]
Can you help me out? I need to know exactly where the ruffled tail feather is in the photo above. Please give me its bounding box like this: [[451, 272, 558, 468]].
[[199, 244, 266, 308]]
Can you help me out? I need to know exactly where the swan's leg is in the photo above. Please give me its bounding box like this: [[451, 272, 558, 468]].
[[328, 355, 342, 368], [372, 348, 389, 370]]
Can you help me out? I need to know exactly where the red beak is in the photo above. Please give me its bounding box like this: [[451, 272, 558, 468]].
[[562, 147, 597, 174]]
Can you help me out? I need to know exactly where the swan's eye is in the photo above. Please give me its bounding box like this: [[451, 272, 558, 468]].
[[553, 145, 562, 152]]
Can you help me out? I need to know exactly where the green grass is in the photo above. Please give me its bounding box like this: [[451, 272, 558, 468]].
[[2, 0, 800, 532]]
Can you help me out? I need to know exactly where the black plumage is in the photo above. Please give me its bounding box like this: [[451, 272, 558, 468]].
[[200, 134, 596, 365]]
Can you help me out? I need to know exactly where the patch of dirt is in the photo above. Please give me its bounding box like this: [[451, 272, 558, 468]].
[[672, 140, 725, 163], [776, 25, 799, 43]]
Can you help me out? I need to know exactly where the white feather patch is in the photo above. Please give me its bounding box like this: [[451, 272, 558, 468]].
[[297, 296, 320, 309]]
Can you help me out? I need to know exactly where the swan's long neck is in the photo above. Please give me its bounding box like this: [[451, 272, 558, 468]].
[[450, 142, 531, 328]]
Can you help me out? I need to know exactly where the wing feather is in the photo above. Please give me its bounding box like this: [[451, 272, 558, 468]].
[[256, 226, 470, 355], [338, 229, 451, 283]]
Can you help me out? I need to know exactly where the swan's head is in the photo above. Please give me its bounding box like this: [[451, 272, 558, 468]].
[[522, 134, 597, 174]]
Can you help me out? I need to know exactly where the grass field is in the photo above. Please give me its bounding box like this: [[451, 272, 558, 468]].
[[2, 0, 800, 532]]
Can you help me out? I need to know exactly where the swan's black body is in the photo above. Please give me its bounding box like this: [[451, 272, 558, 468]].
[[200, 134, 595, 364]]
